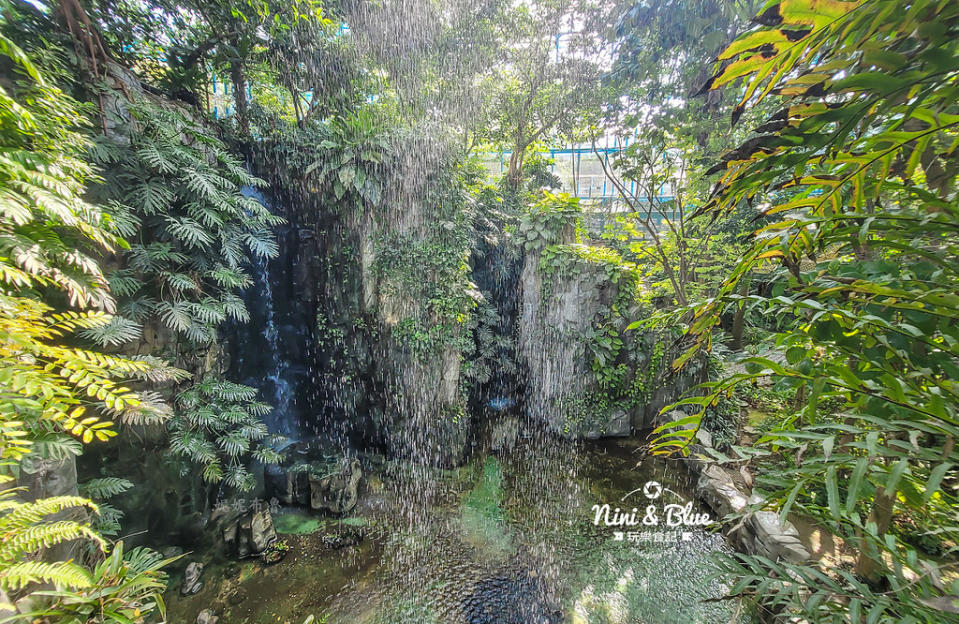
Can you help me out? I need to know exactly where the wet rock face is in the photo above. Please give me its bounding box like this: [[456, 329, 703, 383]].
[[517, 254, 607, 439], [309, 458, 362, 515], [181, 562, 204, 596], [461, 574, 560, 624], [489, 417, 520, 453], [265, 463, 310, 506], [213, 503, 277, 558]]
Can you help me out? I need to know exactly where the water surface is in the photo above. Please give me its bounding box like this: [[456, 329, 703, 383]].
[[167, 437, 745, 624]]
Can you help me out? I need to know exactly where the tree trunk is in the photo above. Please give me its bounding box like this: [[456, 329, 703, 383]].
[[230, 60, 250, 135], [730, 277, 749, 351], [855, 486, 895, 583], [507, 147, 523, 190]]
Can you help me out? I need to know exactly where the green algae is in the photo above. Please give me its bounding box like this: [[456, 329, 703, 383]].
[[460, 456, 512, 555], [274, 511, 323, 535], [274, 511, 370, 537]]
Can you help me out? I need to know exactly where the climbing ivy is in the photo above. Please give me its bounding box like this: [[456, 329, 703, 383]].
[[514, 191, 583, 252]]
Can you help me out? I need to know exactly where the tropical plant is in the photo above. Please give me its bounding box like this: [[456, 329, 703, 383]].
[[87, 99, 284, 347], [0, 34, 176, 621], [143, 0, 328, 133], [301, 109, 390, 213], [515, 192, 583, 252], [170, 377, 282, 492], [652, 0, 959, 621], [593, 135, 749, 308], [0, 33, 185, 456], [18, 541, 174, 624]]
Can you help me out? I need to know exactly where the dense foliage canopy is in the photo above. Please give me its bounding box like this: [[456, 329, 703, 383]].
[[1, 0, 957, 622]]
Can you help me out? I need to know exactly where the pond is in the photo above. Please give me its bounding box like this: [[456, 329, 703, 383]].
[[166, 436, 747, 624]]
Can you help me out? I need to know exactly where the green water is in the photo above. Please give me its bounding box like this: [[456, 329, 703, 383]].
[[166, 438, 749, 624]]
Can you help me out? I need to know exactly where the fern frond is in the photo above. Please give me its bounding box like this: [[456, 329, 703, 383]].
[[0, 496, 98, 532], [164, 216, 214, 249], [0, 521, 104, 562], [129, 179, 173, 215], [0, 560, 93, 592], [78, 315, 142, 346], [221, 293, 250, 322], [154, 300, 192, 332], [107, 271, 143, 298], [79, 477, 133, 499], [135, 142, 177, 175], [243, 231, 279, 258], [24, 435, 82, 462]]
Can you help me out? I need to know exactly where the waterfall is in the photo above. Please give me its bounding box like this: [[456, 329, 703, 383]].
[[472, 231, 523, 412], [232, 186, 299, 438], [250, 242, 296, 437]]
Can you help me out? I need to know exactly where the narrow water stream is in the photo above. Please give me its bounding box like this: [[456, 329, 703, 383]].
[[168, 436, 744, 624]]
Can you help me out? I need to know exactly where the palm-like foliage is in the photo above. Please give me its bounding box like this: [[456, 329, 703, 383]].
[[171, 377, 282, 491], [19, 542, 174, 624], [653, 1, 959, 621], [87, 100, 283, 346], [0, 35, 177, 621]]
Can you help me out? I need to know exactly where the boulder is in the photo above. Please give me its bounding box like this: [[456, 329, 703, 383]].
[[197, 609, 219, 624], [696, 465, 748, 518], [583, 409, 631, 439], [212, 502, 277, 558], [490, 417, 520, 453], [695, 467, 811, 564], [265, 464, 310, 506], [238, 506, 276, 558], [321, 526, 365, 550], [161, 546, 185, 560], [745, 495, 811, 564], [309, 458, 362, 515], [181, 562, 203, 596], [17, 456, 78, 500], [694, 428, 713, 448], [16, 456, 82, 561]]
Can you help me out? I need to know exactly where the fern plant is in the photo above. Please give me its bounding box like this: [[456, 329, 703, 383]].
[[0, 479, 103, 595], [86, 99, 284, 347], [78, 477, 133, 537], [0, 35, 177, 622], [171, 377, 283, 492], [21, 541, 174, 624]]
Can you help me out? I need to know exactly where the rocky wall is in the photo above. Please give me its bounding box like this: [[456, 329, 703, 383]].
[[517, 251, 628, 438], [517, 243, 709, 439], [283, 129, 474, 466]]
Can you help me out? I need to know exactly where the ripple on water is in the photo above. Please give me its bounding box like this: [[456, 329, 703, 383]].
[[167, 437, 748, 624]]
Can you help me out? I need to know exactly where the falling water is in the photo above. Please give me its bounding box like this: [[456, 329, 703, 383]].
[[166, 3, 754, 623], [234, 186, 297, 438]]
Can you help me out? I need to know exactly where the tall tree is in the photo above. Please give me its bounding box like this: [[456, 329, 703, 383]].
[[476, 0, 603, 189]]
